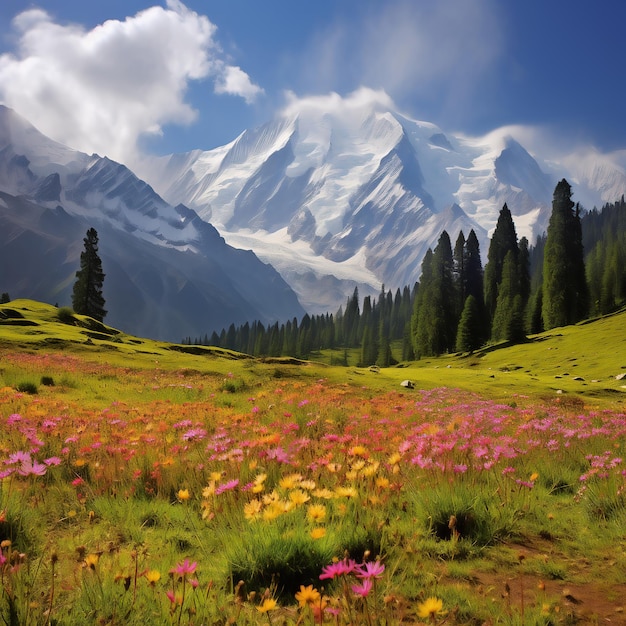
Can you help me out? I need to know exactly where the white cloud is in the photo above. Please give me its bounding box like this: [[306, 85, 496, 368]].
[[0, 2, 262, 164], [301, 0, 503, 118], [214, 65, 264, 103], [282, 87, 394, 120]]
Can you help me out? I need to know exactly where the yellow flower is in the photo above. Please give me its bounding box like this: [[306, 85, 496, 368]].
[[388, 452, 402, 465], [310, 527, 326, 540], [376, 476, 390, 489], [177, 489, 190, 502], [289, 489, 310, 506], [210, 471, 223, 482], [362, 461, 380, 477], [299, 479, 316, 491], [279, 473, 302, 490], [307, 503, 327, 522], [202, 483, 216, 498], [295, 584, 321, 608], [244, 499, 263, 521], [417, 596, 444, 619], [335, 485, 358, 499], [312, 488, 335, 500], [257, 598, 278, 613], [349, 445, 368, 457], [530, 472, 539, 482], [263, 501, 285, 521], [263, 489, 280, 505], [145, 569, 161, 585], [351, 460, 366, 472], [84, 553, 100, 569]]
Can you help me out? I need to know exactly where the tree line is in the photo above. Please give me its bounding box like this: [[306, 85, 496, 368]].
[[190, 179, 625, 363]]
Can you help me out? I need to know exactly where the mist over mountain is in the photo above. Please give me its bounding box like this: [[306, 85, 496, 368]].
[[135, 91, 626, 312], [0, 105, 304, 341]]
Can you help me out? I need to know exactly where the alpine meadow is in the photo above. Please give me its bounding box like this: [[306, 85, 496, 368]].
[[1, 2, 626, 624]]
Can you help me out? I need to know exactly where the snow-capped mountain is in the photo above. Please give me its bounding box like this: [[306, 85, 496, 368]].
[[0, 105, 304, 340], [136, 90, 626, 313]]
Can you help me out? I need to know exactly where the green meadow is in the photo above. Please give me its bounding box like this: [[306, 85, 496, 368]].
[[1, 299, 625, 624]]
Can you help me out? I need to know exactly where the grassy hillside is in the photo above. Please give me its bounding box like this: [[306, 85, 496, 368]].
[[0, 300, 625, 624], [2, 299, 624, 405]]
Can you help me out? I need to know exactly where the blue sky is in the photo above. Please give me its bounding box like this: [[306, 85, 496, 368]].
[[1, 0, 625, 165]]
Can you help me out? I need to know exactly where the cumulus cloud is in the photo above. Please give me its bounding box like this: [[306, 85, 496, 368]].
[[282, 87, 395, 120], [0, 1, 262, 163], [214, 65, 263, 104]]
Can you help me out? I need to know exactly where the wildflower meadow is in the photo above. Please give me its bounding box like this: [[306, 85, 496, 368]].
[[1, 308, 626, 624]]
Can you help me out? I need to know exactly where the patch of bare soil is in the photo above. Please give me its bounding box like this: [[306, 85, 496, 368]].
[[475, 571, 626, 624]]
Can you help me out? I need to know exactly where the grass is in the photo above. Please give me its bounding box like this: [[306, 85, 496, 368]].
[[0, 299, 625, 624]]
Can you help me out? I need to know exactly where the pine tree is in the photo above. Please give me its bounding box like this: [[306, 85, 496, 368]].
[[542, 180, 589, 329], [463, 229, 488, 344], [455, 295, 483, 352], [411, 249, 434, 357], [453, 230, 466, 320], [411, 232, 456, 356], [484, 204, 518, 321], [72, 228, 107, 321], [491, 250, 525, 343]]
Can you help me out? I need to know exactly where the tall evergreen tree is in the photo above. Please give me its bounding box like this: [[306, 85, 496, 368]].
[[463, 229, 488, 344], [411, 250, 433, 357], [72, 228, 107, 321], [518, 236, 531, 308], [412, 232, 456, 356], [484, 204, 518, 321], [542, 180, 589, 329], [453, 230, 466, 320], [491, 251, 526, 343], [376, 285, 393, 367], [455, 295, 483, 352]]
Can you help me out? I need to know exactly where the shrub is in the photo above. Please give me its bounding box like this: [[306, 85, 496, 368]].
[[413, 483, 516, 550], [57, 306, 76, 325], [15, 381, 38, 394], [224, 523, 334, 600], [40, 375, 55, 386]]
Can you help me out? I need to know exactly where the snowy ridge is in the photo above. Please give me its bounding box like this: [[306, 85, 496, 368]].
[[137, 92, 626, 312], [0, 105, 304, 340]]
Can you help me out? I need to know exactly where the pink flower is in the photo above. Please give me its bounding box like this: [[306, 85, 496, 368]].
[[351, 578, 373, 597], [357, 561, 385, 579], [319, 559, 357, 580], [6, 451, 30, 465], [170, 558, 197, 577], [18, 457, 47, 477], [214, 479, 239, 495]]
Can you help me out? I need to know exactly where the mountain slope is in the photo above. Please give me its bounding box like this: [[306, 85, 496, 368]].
[[136, 91, 626, 312], [0, 106, 304, 340]]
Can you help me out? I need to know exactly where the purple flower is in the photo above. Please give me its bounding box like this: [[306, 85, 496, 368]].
[[214, 479, 239, 495], [182, 428, 207, 442], [319, 559, 358, 580], [6, 450, 30, 465], [351, 578, 373, 597], [357, 561, 385, 579], [18, 456, 47, 477]]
